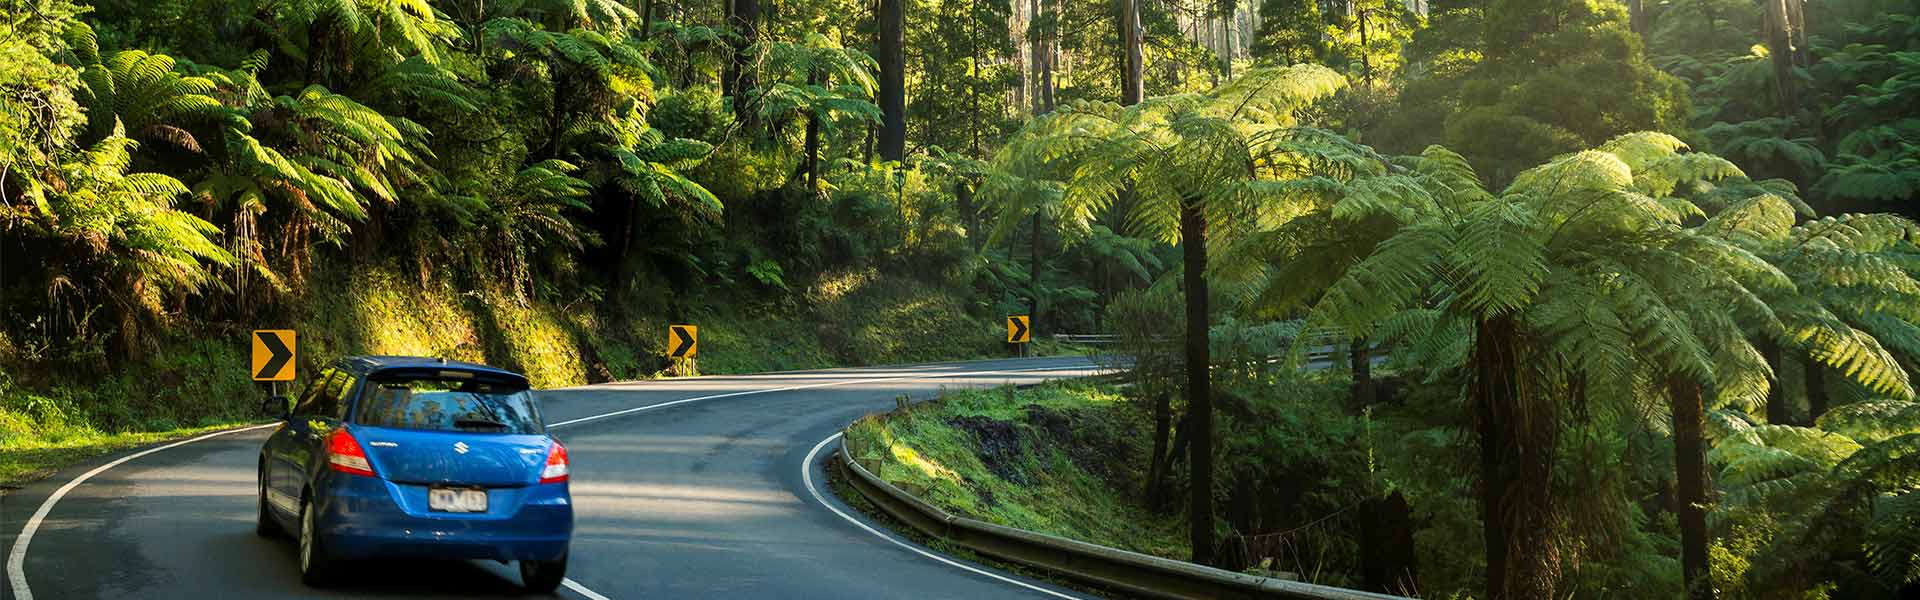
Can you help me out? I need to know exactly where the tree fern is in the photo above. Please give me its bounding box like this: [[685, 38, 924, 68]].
[[1700, 118, 1828, 181], [69, 48, 229, 153]]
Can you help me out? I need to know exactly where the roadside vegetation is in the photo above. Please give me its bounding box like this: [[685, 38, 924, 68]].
[[847, 381, 1191, 560], [4, 0, 1920, 598]]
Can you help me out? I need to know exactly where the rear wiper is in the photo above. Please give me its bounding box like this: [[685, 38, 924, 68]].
[[454, 418, 510, 430]]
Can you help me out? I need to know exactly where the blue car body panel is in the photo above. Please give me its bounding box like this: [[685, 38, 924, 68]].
[[258, 356, 571, 563]]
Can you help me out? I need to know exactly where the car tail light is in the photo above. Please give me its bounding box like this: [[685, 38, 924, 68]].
[[327, 428, 376, 477], [539, 441, 569, 484]]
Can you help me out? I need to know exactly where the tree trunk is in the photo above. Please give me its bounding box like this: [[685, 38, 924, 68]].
[[1219, 6, 1233, 80], [1628, 0, 1645, 38], [1166, 407, 1192, 473], [1670, 376, 1716, 600], [306, 17, 329, 87], [1473, 313, 1559, 600], [970, 0, 984, 155], [541, 70, 571, 160], [1788, 0, 1809, 68], [1759, 337, 1789, 424], [1180, 195, 1215, 566], [1145, 390, 1173, 508], [957, 180, 979, 250], [804, 114, 820, 188], [1029, 212, 1043, 332], [1033, 0, 1056, 114], [1350, 336, 1374, 410], [1764, 0, 1798, 115], [1359, 490, 1418, 594], [1029, 0, 1042, 114], [1357, 6, 1370, 82], [1121, 0, 1144, 105], [877, 0, 906, 161], [639, 0, 655, 38], [804, 70, 821, 188], [726, 0, 759, 126], [1804, 356, 1829, 424], [864, 124, 876, 163]]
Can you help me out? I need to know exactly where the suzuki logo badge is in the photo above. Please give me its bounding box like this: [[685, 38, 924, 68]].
[[453, 442, 470, 454]]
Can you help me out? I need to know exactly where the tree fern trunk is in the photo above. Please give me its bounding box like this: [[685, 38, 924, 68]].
[[1166, 407, 1191, 474], [1473, 315, 1510, 599], [1145, 389, 1172, 508], [1473, 313, 1559, 600], [956, 180, 978, 250], [1804, 355, 1829, 424], [1180, 194, 1215, 566], [1759, 337, 1790, 424], [1350, 336, 1374, 410], [727, 0, 760, 127], [1669, 376, 1716, 600]]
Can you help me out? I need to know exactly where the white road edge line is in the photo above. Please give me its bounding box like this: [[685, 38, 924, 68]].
[[561, 578, 613, 600], [6, 422, 281, 600], [7, 360, 1096, 600], [801, 432, 1085, 600]]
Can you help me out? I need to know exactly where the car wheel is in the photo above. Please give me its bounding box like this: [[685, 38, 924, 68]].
[[254, 469, 280, 538], [298, 497, 338, 587], [519, 554, 567, 594]]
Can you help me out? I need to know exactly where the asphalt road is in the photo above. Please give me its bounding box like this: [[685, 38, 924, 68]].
[[2, 356, 1106, 599]]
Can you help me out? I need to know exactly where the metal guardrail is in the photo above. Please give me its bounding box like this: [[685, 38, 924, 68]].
[[1054, 325, 1365, 363], [837, 435, 1413, 600], [1052, 333, 1120, 345]]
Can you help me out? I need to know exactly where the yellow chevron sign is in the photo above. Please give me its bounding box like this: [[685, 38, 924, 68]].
[[251, 330, 297, 381], [668, 325, 698, 358]]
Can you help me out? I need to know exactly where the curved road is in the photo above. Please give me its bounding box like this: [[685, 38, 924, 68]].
[[3, 356, 1103, 599]]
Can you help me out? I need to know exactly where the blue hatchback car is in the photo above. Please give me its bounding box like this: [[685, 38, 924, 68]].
[[255, 356, 572, 591]]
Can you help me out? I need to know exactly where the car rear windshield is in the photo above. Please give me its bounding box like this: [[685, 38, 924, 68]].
[[355, 373, 544, 434]]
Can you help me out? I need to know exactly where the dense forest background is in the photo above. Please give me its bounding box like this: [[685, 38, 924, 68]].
[[4, 0, 1920, 598]]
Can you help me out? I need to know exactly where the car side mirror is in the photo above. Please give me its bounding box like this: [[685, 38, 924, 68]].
[[260, 395, 291, 420]]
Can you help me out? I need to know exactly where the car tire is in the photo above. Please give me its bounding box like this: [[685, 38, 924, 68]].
[[519, 554, 567, 594], [298, 497, 339, 587], [254, 469, 280, 538]]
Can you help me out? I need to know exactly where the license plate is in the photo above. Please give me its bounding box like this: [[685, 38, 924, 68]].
[[428, 487, 488, 513]]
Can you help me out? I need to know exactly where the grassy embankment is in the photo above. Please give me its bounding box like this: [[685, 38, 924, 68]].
[[0, 265, 1013, 489], [843, 380, 1189, 560]]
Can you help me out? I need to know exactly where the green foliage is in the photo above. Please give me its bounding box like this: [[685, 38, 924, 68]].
[[846, 381, 1190, 559], [1647, 0, 1920, 214], [1376, 0, 1691, 185]]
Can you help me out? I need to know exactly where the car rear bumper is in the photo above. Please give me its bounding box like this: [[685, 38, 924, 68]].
[[314, 474, 572, 562]]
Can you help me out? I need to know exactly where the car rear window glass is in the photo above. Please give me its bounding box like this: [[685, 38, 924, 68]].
[[354, 374, 544, 434], [295, 369, 346, 418]]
